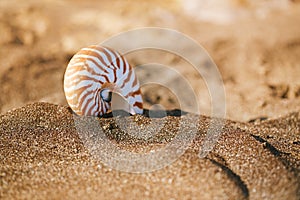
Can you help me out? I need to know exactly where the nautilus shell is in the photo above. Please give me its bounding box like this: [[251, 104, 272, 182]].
[[64, 45, 143, 116]]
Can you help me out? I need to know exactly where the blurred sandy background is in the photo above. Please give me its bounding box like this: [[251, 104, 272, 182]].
[[0, 0, 300, 121]]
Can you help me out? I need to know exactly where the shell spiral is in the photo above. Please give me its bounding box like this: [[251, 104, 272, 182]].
[[64, 45, 143, 116]]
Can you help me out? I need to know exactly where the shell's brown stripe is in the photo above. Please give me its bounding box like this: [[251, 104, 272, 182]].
[[122, 56, 128, 74], [96, 47, 126, 82], [85, 57, 108, 74], [65, 72, 95, 89], [65, 74, 104, 88], [99, 46, 122, 69], [95, 46, 115, 64], [93, 47, 114, 68], [77, 49, 125, 86], [124, 89, 142, 98], [78, 58, 110, 83], [77, 50, 110, 71], [67, 56, 109, 81], [114, 53, 124, 69], [85, 56, 109, 74], [119, 68, 133, 89], [70, 56, 86, 64], [85, 59, 110, 83], [83, 94, 97, 115], [116, 57, 122, 71], [131, 74, 138, 88], [68, 84, 93, 101], [66, 90, 91, 111], [100, 82, 115, 90], [76, 51, 110, 73], [65, 66, 83, 75], [65, 60, 87, 72], [64, 79, 80, 88], [65, 65, 82, 76], [133, 101, 143, 109], [81, 95, 93, 115], [79, 89, 98, 114], [112, 67, 117, 83], [93, 99, 102, 116]]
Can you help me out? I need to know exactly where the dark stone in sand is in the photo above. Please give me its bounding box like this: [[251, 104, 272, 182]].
[[0, 102, 299, 199]]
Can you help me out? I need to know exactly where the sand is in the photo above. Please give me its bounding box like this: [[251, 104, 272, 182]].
[[0, 102, 299, 199], [0, 0, 300, 199], [1, 0, 300, 121]]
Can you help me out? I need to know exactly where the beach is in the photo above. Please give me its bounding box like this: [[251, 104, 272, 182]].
[[0, 1, 300, 199]]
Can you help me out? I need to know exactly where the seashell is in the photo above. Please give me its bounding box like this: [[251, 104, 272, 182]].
[[63, 45, 143, 116]]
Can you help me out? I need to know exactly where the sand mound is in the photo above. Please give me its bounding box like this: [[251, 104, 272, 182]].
[[0, 102, 299, 199]]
